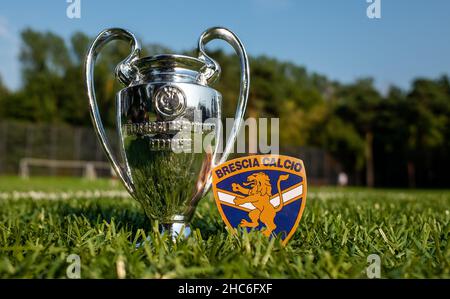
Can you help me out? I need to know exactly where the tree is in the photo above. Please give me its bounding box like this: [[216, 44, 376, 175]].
[[2, 28, 449, 188], [0, 75, 9, 119], [404, 77, 450, 187], [17, 29, 72, 122], [334, 79, 381, 187]]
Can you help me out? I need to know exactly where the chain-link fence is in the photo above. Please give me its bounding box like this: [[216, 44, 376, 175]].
[[0, 121, 118, 177], [282, 146, 341, 185], [0, 121, 341, 184]]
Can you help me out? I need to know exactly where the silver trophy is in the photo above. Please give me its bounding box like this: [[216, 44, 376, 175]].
[[85, 27, 249, 237]]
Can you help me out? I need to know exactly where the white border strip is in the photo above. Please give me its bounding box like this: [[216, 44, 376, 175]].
[[0, 190, 130, 200], [218, 185, 303, 210]]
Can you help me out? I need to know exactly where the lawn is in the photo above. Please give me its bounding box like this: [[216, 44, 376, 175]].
[[0, 176, 449, 278]]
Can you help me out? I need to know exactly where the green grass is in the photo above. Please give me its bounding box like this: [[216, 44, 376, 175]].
[[0, 176, 449, 278], [0, 176, 121, 192]]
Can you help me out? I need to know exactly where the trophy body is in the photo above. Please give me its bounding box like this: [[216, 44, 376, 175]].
[[85, 28, 249, 237], [118, 78, 220, 229]]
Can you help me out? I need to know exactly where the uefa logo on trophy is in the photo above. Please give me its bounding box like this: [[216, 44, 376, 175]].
[[85, 27, 249, 237]]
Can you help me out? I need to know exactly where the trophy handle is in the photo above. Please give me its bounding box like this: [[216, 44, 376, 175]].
[[198, 27, 250, 165], [198, 27, 250, 196], [85, 28, 141, 194]]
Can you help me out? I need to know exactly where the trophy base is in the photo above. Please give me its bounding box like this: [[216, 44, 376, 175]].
[[135, 222, 191, 248], [160, 222, 191, 239]]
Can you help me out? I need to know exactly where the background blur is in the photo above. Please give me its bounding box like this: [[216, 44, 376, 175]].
[[0, 0, 449, 187]]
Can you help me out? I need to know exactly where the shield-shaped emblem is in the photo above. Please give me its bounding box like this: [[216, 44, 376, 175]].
[[212, 155, 307, 245]]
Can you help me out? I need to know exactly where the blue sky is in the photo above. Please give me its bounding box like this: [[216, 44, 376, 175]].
[[0, 0, 450, 93]]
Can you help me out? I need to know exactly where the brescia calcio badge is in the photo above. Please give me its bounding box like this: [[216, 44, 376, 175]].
[[212, 155, 307, 245]]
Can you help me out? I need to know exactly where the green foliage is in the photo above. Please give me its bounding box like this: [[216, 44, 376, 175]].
[[0, 28, 450, 187], [0, 177, 448, 278], [0, 76, 9, 119], [322, 117, 365, 171]]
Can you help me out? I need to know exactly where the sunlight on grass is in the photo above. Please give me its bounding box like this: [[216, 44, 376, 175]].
[[0, 177, 449, 278]]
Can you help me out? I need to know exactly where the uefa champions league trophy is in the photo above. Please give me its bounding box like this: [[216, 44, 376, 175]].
[[85, 27, 249, 238]]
